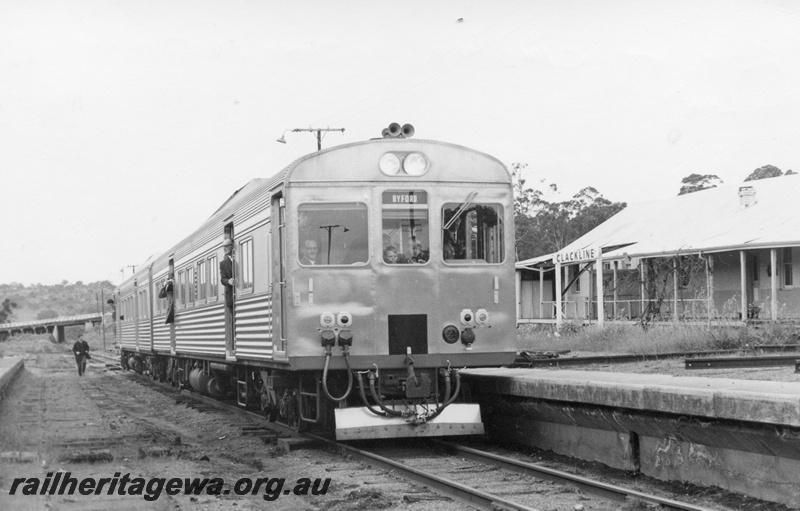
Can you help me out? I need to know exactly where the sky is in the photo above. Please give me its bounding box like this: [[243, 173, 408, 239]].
[[3, 0, 800, 286]]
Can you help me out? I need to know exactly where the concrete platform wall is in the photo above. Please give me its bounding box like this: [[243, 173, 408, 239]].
[[0, 357, 23, 400], [466, 368, 800, 507]]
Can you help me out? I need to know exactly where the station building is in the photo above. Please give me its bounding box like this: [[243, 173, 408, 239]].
[[516, 174, 800, 327]]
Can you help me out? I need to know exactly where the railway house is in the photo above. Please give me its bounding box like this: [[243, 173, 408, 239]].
[[516, 174, 800, 327]]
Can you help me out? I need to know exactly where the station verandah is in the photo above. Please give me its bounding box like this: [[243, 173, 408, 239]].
[[517, 247, 800, 328], [515, 176, 800, 329]]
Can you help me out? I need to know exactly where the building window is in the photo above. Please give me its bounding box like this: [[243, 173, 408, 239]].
[[208, 256, 218, 300], [569, 265, 581, 292], [784, 248, 794, 288], [239, 238, 254, 291], [752, 255, 759, 282], [678, 256, 692, 289]]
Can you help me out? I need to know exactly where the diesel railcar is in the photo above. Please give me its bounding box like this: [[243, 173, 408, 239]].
[[115, 124, 517, 440]]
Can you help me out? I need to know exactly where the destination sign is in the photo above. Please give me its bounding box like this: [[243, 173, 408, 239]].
[[382, 190, 428, 205]]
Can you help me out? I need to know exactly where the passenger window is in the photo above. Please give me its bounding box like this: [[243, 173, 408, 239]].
[[197, 261, 207, 300], [177, 270, 185, 305], [442, 201, 504, 263], [208, 256, 218, 300], [239, 238, 254, 291], [382, 190, 429, 265], [186, 267, 195, 305], [298, 203, 368, 265]]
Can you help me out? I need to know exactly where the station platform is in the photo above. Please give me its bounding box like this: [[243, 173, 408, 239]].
[[461, 368, 800, 507], [0, 356, 23, 398], [462, 368, 800, 427]]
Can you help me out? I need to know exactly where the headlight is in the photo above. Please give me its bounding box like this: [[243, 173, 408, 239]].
[[403, 152, 428, 176], [379, 153, 401, 175]]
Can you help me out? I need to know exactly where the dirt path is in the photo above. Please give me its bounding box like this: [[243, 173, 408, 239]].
[[0, 337, 458, 511]]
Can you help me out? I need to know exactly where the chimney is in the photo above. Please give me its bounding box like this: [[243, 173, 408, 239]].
[[738, 186, 756, 209]]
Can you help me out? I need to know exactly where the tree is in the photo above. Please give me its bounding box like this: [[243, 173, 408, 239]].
[[511, 163, 542, 216], [36, 309, 59, 320], [678, 173, 723, 195], [0, 298, 18, 323], [744, 165, 783, 182], [512, 164, 626, 260]]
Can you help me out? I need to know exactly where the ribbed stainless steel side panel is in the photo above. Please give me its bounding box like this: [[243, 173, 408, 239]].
[[174, 302, 226, 356], [137, 319, 150, 351], [233, 293, 273, 360], [152, 317, 171, 352], [119, 322, 137, 349]]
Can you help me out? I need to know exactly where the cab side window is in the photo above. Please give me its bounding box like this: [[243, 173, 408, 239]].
[[298, 203, 368, 265], [442, 203, 504, 263]]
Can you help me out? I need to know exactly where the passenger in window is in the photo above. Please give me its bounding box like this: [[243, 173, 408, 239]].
[[300, 239, 319, 265], [443, 243, 455, 260], [159, 273, 175, 324], [384, 246, 398, 264], [411, 243, 428, 263], [384, 245, 410, 264], [384, 246, 399, 264]]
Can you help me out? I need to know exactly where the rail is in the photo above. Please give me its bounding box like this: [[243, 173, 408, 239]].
[[114, 360, 720, 511]]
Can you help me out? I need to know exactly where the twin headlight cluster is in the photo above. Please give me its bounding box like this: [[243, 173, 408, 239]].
[[319, 312, 353, 348], [379, 152, 429, 176], [442, 308, 490, 349]]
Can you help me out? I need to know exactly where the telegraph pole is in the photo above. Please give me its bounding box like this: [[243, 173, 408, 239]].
[[276, 128, 345, 150]]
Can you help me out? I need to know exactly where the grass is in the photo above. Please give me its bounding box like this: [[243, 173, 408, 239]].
[[516, 322, 800, 355]]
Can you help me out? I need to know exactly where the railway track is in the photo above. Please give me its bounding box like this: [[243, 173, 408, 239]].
[[513, 344, 800, 368], [98, 352, 721, 511]]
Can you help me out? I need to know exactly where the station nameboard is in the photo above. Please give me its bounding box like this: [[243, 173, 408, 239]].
[[555, 248, 597, 264]]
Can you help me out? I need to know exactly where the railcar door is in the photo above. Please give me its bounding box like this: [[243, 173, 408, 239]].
[[147, 265, 155, 352], [133, 278, 139, 353], [223, 222, 237, 359], [271, 194, 287, 355]]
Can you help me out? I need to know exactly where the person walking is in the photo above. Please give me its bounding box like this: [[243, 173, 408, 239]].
[[72, 336, 91, 376]]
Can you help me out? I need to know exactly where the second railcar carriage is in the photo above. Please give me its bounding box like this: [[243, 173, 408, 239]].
[[116, 125, 517, 439]]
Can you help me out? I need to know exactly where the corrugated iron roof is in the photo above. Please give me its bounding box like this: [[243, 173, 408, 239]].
[[519, 174, 800, 267]]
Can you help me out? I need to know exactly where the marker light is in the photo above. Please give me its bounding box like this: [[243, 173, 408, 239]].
[[320, 312, 336, 328], [379, 153, 401, 175], [337, 312, 353, 327], [475, 309, 489, 326], [403, 152, 428, 176]]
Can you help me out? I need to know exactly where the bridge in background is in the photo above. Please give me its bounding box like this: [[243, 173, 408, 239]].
[[0, 313, 103, 343]]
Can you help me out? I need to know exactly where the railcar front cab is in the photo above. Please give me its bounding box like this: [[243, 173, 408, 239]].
[[284, 126, 517, 439]]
